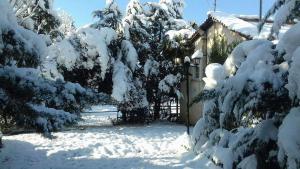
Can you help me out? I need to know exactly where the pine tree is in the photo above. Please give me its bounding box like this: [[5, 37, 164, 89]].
[[43, 27, 118, 94], [9, 0, 61, 37], [57, 9, 76, 37], [91, 0, 122, 30], [112, 40, 149, 123], [259, 0, 300, 37], [0, 0, 111, 136], [123, 0, 151, 64], [142, 0, 194, 119]]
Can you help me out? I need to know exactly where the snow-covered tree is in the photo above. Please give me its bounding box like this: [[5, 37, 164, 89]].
[[0, 0, 111, 136], [43, 27, 118, 92], [259, 0, 299, 37], [106, 0, 151, 122], [122, 0, 151, 64], [142, 0, 194, 119], [111, 40, 149, 123], [9, 0, 61, 37], [91, 0, 122, 31], [57, 10, 76, 37]]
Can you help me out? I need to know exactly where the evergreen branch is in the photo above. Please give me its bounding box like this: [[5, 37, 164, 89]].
[[190, 89, 218, 107]]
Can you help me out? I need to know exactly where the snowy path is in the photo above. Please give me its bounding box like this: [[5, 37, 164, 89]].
[[0, 105, 214, 169], [0, 123, 210, 169]]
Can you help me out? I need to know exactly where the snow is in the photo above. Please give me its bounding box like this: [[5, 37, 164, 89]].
[[236, 154, 257, 169], [224, 39, 271, 76], [57, 9, 76, 37], [287, 46, 300, 100], [255, 22, 291, 39], [277, 22, 300, 61], [79, 105, 119, 127], [29, 104, 78, 133], [278, 23, 300, 100], [126, 0, 143, 16], [166, 29, 195, 40], [278, 107, 300, 169], [208, 11, 258, 38], [220, 40, 281, 115], [121, 40, 138, 70], [191, 49, 203, 59], [211, 147, 233, 169], [253, 119, 278, 142], [0, 100, 223, 169], [144, 59, 159, 77], [184, 56, 191, 63], [273, 0, 296, 35], [77, 27, 117, 78], [158, 74, 178, 93], [0, 0, 47, 62], [111, 61, 132, 102], [0, 0, 18, 29], [48, 39, 79, 71], [203, 63, 226, 90], [191, 118, 212, 151], [0, 121, 201, 169], [208, 11, 291, 39]]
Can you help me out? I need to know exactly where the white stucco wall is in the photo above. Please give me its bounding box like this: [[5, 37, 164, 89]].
[[180, 22, 246, 125]]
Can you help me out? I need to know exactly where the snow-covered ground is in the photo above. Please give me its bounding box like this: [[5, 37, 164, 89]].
[[78, 105, 119, 127], [0, 105, 215, 169], [0, 123, 211, 169]]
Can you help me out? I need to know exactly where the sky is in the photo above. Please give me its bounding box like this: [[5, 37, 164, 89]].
[[54, 0, 274, 27]]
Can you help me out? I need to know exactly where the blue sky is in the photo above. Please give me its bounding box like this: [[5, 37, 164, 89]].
[[54, 0, 274, 27]]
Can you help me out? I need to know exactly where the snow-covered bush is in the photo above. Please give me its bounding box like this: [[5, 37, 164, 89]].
[[191, 41, 286, 168], [192, 3, 300, 167], [0, 65, 109, 136]]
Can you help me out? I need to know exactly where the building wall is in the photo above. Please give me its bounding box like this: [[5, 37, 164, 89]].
[[179, 67, 204, 125], [206, 22, 246, 61], [180, 22, 246, 126]]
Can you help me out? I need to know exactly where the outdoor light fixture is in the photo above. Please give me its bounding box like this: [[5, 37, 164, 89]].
[[175, 57, 181, 65], [194, 57, 201, 65], [191, 49, 203, 65]]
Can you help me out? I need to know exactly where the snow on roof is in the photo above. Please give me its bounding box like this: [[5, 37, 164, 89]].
[[208, 11, 258, 38], [191, 49, 203, 59], [206, 11, 292, 39]]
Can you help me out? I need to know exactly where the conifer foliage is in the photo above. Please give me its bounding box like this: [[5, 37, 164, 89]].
[[0, 0, 110, 136], [191, 1, 300, 168], [1, 0, 195, 134], [91, 0, 122, 30], [9, 0, 61, 37]]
